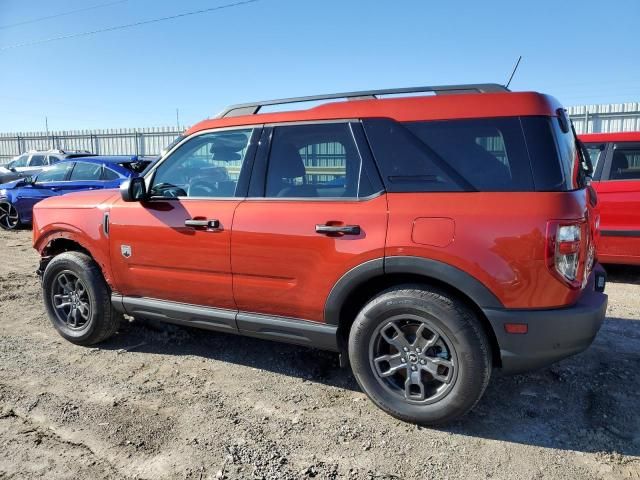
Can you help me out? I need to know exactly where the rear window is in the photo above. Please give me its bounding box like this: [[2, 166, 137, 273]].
[[363, 117, 572, 192]]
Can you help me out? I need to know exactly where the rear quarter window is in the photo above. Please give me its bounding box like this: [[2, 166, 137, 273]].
[[363, 117, 535, 192]]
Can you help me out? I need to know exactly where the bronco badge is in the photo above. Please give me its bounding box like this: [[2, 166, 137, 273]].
[[121, 245, 132, 258]]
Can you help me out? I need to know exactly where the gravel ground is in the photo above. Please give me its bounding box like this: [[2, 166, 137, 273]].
[[0, 228, 639, 480]]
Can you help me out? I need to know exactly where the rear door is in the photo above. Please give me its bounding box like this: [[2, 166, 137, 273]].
[[66, 161, 108, 191], [23, 154, 46, 176], [593, 142, 640, 263], [231, 121, 387, 323]]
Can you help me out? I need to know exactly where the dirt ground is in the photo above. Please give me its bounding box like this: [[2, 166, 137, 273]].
[[0, 229, 638, 480]]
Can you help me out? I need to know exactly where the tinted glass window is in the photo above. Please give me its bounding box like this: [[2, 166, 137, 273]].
[[363, 118, 534, 192], [551, 118, 582, 190], [265, 123, 368, 198], [12, 155, 29, 168], [520, 117, 566, 190], [102, 167, 120, 180], [150, 129, 252, 198], [29, 155, 46, 167], [47, 155, 62, 165], [610, 146, 640, 180], [36, 163, 72, 183], [584, 144, 605, 171], [70, 162, 103, 181]]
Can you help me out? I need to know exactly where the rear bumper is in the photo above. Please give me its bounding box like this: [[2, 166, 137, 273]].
[[483, 266, 608, 374]]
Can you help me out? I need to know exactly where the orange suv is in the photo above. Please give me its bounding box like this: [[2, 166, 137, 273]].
[[32, 84, 608, 424]]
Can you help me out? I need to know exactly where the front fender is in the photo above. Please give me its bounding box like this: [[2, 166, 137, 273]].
[[33, 219, 114, 288]]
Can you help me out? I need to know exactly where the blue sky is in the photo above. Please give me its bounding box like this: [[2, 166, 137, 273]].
[[1, 0, 639, 132]]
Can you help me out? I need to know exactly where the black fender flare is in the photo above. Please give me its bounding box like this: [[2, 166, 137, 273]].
[[324, 256, 503, 326]]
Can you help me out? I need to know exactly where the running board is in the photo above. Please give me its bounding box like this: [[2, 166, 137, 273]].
[[111, 295, 339, 351]]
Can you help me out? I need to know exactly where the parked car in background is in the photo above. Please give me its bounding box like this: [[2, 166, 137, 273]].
[[32, 84, 607, 425], [0, 156, 152, 230], [581, 132, 640, 265], [0, 149, 95, 184]]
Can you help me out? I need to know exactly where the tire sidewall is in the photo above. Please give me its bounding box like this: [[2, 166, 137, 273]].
[[348, 289, 491, 425], [42, 254, 105, 342]]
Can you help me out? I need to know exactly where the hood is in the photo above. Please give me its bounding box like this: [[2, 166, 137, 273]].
[[34, 188, 121, 210]]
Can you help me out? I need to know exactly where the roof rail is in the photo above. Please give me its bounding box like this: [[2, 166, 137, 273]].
[[219, 83, 509, 118]]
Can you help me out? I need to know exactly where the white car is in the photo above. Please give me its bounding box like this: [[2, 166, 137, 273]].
[[0, 150, 94, 183]]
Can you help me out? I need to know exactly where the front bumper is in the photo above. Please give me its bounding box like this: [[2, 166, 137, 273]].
[[483, 265, 608, 374]]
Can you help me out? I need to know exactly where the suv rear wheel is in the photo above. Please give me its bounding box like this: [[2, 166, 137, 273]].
[[42, 252, 121, 345], [348, 285, 491, 425]]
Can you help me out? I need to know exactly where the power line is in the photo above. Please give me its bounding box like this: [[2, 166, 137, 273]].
[[0, 1, 129, 30], [0, 0, 260, 51]]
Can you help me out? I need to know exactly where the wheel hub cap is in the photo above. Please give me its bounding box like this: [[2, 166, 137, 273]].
[[369, 315, 458, 405], [51, 271, 91, 330]]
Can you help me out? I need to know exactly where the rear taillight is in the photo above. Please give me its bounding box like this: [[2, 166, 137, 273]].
[[546, 220, 588, 288]]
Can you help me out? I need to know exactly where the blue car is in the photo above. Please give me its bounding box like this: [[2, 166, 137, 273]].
[[0, 156, 154, 230]]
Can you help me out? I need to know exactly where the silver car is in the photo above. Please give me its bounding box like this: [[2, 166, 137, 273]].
[[0, 149, 94, 183]]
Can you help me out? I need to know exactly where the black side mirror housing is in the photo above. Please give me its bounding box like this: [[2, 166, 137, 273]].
[[9, 167, 16, 173], [120, 177, 147, 202]]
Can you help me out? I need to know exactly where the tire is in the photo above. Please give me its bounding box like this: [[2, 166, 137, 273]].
[[348, 285, 492, 425], [0, 201, 20, 230], [42, 251, 121, 345]]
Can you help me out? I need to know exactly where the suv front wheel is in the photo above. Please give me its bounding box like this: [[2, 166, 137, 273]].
[[42, 251, 121, 345], [348, 285, 491, 425]]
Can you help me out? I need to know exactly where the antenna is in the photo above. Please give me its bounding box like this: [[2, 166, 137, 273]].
[[505, 56, 522, 89]]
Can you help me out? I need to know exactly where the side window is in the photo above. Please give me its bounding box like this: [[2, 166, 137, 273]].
[[363, 118, 534, 192], [610, 146, 640, 181], [265, 123, 370, 198], [35, 163, 72, 183], [150, 129, 253, 198], [102, 167, 120, 180], [47, 155, 61, 165], [69, 162, 103, 181], [12, 155, 29, 168], [584, 144, 605, 170], [29, 155, 46, 167]]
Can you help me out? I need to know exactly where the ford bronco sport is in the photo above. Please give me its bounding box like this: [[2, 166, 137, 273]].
[[32, 84, 608, 425]]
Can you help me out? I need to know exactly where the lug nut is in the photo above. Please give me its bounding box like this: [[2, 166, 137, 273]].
[[420, 359, 426, 365], [401, 357, 406, 363], [411, 366, 417, 371], [403, 347, 409, 352], [415, 348, 421, 353]]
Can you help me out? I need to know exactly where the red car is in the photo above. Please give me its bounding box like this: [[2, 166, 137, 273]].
[[581, 132, 640, 265], [32, 84, 607, 425]]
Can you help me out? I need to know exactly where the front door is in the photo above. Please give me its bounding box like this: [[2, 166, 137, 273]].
[[108, 127, 260, 310], [231, 121, 387, 323]]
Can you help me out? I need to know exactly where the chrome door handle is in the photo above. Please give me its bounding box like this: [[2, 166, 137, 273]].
[[184, 219, 220, 230], [315, 224, 361, 235]]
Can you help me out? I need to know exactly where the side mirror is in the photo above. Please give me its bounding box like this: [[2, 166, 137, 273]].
[[9, 167, 17, 173], [120, 177, 147, 202]]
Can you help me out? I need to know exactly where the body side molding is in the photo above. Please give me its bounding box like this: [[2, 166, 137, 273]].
[[237, 312, 338, 351], [113, 295, 238, 333], [111, 295, 339, 351], [600, 229, 640, 238]]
